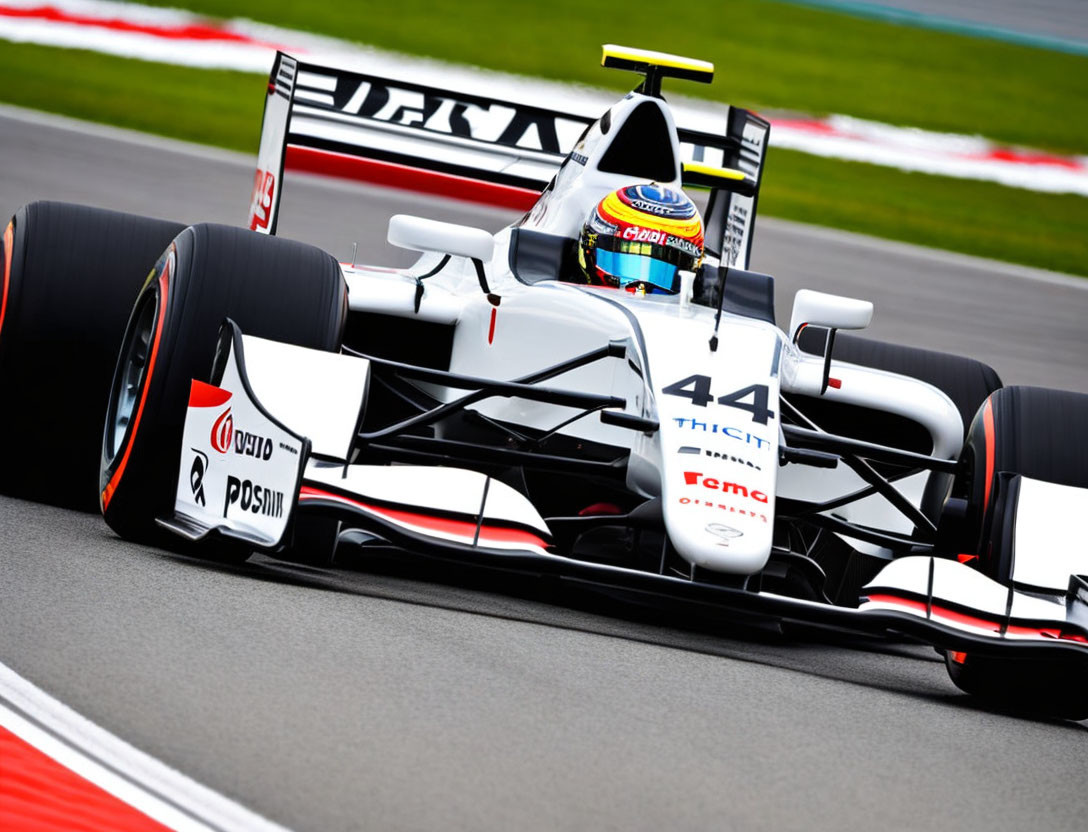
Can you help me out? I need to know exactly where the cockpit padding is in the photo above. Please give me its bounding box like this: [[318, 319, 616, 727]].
[[691, 265, 776, 325], [508, 228, 578, 285], [510, 228, 777, 328]]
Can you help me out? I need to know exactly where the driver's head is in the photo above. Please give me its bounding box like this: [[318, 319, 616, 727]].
[[577, 184, 703, 294]]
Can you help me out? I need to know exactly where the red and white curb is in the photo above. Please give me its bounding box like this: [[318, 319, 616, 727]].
[[0, 662, 291, 832], [2, 0, 1087, 197]]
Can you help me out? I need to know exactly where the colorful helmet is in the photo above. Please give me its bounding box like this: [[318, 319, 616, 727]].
[[577, 184, 704, 294]]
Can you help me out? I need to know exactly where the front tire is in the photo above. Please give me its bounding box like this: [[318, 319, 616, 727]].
[[946, 385, 1088, 718], [945, 651, 1088, 721], [100, 223, 347, 544]]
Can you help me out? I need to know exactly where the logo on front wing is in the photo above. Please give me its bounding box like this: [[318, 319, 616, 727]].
[[189, 449, 208, 507], [234, 430, 274, 461], [210, 408, 233, 454], [209, 408, 274, 460], [223, 475, 285, 519]]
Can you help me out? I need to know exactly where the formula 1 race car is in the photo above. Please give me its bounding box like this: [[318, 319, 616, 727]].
[[2, 46, 1087, 718]]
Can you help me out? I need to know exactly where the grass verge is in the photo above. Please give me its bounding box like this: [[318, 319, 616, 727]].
[[144, 0, 1088, 154], [3, 42, 1085, 276]]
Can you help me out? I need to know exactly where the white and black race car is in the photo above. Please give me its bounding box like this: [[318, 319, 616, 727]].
[[3, 46, 1086, 718]]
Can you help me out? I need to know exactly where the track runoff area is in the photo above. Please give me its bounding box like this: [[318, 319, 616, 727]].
[[0, 663, 289, 832]]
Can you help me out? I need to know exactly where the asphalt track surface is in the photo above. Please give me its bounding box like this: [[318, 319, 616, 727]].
[[2, 108, 1087, 832], [822, 0, 1088, 44]]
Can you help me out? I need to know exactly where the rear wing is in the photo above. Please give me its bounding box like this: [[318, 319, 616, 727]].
[[247, 51, 770, 269]]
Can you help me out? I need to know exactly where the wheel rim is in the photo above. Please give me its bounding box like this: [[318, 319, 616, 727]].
[[105, 290, 158, 464]]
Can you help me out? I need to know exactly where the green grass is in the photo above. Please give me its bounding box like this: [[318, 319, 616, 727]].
[[0, 42, 262, 151], [762, 150, 1088, 275], [3, 41, 1086, 276], [146, 0, 1088, 154]]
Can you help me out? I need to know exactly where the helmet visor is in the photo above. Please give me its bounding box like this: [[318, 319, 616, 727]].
[[595, 249, 679, 293], [594, 238, 695, 293]]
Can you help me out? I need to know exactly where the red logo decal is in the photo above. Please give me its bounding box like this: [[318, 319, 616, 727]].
[[683, 471, 768, 503], [210, 408, 233, 454], [248, 170, 275, 231]]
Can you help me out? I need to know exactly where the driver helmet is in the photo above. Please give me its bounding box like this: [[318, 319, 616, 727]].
[[577, 184, 704, 294]]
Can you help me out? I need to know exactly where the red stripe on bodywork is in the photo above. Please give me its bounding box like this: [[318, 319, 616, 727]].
[[982, 398, 996, 512], [867, 593, 1088, 644], [285, 146, 541, 211], [867, 593, 1000, 632], [299, 485, 548, 549], [0, 5, 288, 48], [101, 267, 170, 512], [187, 379, 232, 408], [0, 725, 169, 832], [0, 221, 11, 342]]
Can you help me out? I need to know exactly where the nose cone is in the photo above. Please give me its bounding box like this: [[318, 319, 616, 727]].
[[663, 494, 774, 574]]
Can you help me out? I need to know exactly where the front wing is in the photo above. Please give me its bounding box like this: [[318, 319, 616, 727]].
[[159, 323, 1088, 671]]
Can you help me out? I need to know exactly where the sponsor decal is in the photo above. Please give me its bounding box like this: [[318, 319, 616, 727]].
[[723, 202, 749, 267], [705, 522, 743, 546], [278, 441, 299, 456], [678, 496, 768, 523], [248, 169, 275, 231], [742, 120, 767, 152], [234, 430, 273, 461], [619, 226, 700, 256], [672, 418, 769, 449], [223, 475, 285, 519], [298, 70, 585, 155], [189, 449, 208, 507], [628, 198, 690, 216], [621, 226, 667, 244], [209, 409, 273, 460], [677, 445, 762, 471], [683, 471, 769, 504], [210, 408, 233, 454]]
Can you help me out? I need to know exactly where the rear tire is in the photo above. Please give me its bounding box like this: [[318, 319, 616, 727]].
[[795, 331, 1003, 522], [0, 202, 184, 508], [796, 329, 1002, 440], [99, 224, 347, 546]]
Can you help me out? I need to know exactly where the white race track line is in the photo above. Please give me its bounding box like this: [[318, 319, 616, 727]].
[[0, 661, 292, 832], [2, 102, 1084, 292]]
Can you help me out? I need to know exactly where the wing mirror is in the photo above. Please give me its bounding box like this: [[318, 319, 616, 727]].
[[387, 214, 495, 262], [788, 289, 873, 343], [789, 290, 874, 396]]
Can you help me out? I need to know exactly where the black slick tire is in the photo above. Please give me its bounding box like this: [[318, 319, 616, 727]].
[[0, 202, 184, 509], [948, 385, 1088, 719], [99, 223, 346, 546], [945, 651, 1088, 722], [962, 385, 1088, 571]]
